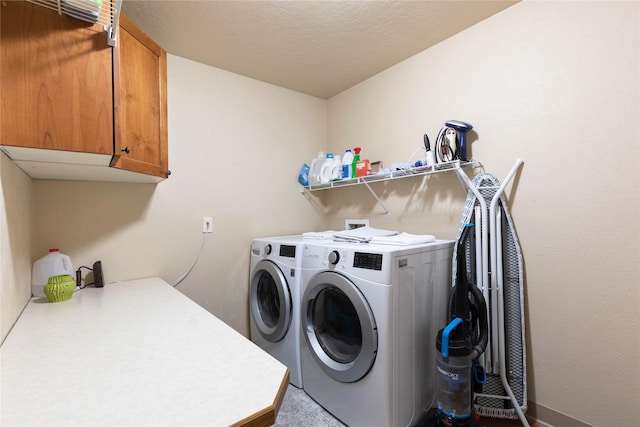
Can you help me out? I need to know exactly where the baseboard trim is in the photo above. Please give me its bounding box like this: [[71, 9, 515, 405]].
[[528, 401, 594, 427]]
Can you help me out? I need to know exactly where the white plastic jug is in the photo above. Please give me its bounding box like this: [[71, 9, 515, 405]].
[[32, 249, 74, 298], [309, 151, 325, 185], [331, 154, 342, 180], [319, 153, 335, 184]]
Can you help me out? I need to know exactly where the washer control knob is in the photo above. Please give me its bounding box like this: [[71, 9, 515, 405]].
[[328, 250, 340, 265], [264, 244, 272, 255]]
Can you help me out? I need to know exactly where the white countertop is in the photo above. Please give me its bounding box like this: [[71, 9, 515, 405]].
[[1, 277, 289, 426]]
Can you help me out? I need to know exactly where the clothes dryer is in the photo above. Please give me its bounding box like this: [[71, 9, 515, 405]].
[[250, 236, 305, 388], [300, 239, 454, 426]]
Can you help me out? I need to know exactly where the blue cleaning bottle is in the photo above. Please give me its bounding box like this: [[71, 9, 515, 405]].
[[342, 149, 354, 179]]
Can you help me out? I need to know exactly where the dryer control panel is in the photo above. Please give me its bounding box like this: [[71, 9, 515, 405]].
[[353, 252, 383, 271]]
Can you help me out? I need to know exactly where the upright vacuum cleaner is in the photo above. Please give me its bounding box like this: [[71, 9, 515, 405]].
[[424, 223, 488, 427]]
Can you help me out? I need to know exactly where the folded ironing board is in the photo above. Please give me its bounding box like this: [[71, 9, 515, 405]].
[[453, 163, 528, 424]]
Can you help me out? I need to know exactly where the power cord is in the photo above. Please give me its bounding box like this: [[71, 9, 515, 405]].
[[75, 266, 96, 290], [405, 144, 425, 166], [172, 232, 208, 287], [434, 126, 458, 163]]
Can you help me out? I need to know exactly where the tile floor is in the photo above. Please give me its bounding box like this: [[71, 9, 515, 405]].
[[273, 384, 541, 427], [274, 384, 345, 426]]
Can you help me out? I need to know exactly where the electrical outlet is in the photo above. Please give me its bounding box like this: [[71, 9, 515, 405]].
[[202, 216, 213, 233], [345, 219, 369, 230]]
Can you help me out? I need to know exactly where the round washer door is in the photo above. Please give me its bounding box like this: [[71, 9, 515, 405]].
[[250, 260, 293, 342], [302, 271, 378, 383]]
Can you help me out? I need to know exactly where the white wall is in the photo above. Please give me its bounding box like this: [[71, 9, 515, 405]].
[[31, 55, 327, 335], [0, 152, 32, 343], [325, 1, 639, 426]]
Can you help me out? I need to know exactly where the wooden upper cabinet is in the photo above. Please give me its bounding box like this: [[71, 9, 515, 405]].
[[112, 14, 169, 178], [0, 1, 169, 181], [0, 0, 113, 155]]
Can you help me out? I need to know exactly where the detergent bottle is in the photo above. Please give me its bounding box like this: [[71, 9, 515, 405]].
[[319, 153, 334, 184], [342, 149, 354, 179], [32, 249, 75, 298], [309, 151, 325, 185], [331, 154, 342, 180], [351, 147, 361, 178]]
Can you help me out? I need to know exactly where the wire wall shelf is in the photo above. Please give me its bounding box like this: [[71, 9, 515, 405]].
[[27, 0, 122, 46], [301, 159, 482, 192], [300, 159, 482, 216]]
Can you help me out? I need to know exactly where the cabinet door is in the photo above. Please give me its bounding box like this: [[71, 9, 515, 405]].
[[112, 14, 169, 178], [0, 1, 113, 155]]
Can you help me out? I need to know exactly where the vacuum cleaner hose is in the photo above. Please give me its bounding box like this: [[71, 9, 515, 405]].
[[469, 283, 488, 361], [447, 283, 489, 361]]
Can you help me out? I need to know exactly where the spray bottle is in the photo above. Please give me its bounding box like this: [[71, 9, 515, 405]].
[[351, 147, 361, 178]]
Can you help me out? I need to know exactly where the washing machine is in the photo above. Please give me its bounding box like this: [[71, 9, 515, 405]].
[[300, 239, 455, 426], [249, 235, 305, 388]]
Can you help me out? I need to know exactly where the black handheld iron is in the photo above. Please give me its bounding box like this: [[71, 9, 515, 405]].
[[93, 261, 104, 287], [75, 261, 105, 289]]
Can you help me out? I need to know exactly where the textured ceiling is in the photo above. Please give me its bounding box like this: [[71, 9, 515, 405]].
[[121, 1, 517, 99]]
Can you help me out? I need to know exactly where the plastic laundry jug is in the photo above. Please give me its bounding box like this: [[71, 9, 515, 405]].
[[309, 151, 325, 185], [331, 154, 342, 180], [32, 249, 74, 298], [319, 153, 334, 184]]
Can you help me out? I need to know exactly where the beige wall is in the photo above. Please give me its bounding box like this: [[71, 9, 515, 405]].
[[0, 152, 32, 342], [2, 1, 638, 426], [325, 1, 639, 426], [30, 55, 327, 335]]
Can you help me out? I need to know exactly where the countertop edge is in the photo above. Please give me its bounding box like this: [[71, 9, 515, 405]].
[[230, 369, 290, 427]]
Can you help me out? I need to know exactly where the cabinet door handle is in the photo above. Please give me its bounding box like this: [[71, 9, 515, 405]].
[[121, 146, 131, 154]]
